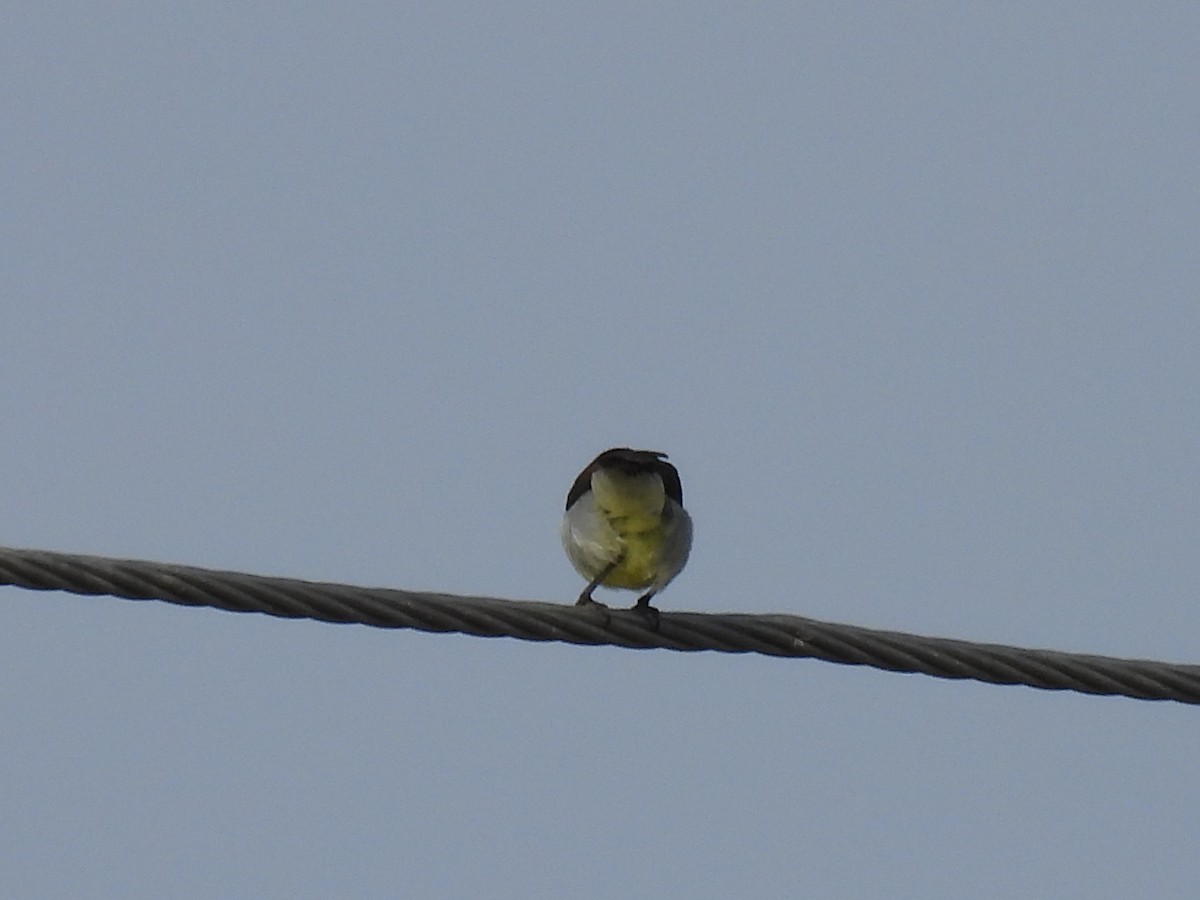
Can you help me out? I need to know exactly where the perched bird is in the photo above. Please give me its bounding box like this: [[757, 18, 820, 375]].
[[561, 448, 693, 620]]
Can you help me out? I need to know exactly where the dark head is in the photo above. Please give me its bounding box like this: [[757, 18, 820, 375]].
[[566, 447, 684, 509]]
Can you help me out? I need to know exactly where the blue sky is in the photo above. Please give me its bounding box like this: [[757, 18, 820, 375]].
[[3, 4, 1198, 897]]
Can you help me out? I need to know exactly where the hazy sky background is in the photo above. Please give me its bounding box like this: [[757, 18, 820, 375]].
[[4, 4, 1198, 897]]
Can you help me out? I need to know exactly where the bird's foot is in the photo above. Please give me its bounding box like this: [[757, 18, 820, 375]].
[[631, 597, 661, 631], [575, 590, 609, 609], [574, 592, 611, 625]]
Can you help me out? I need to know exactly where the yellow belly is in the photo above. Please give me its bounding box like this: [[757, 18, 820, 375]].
[[602, 525, 665, 588], [590, 468, 667, 588]]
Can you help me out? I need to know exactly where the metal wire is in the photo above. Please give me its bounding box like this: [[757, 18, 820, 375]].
[[1, 544, 1196, 705]]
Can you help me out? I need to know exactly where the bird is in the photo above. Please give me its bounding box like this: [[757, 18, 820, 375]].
[[561, 447, 692, 622]]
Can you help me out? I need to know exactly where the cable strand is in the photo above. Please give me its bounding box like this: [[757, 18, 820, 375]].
[[1, 544, 1196, 704]]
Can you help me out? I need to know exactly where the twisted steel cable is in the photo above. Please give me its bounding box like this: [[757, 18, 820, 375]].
[[1, 544, 1197, 705]]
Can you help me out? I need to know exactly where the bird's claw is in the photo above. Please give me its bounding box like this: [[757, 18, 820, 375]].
[[631, 601, 660, 631], [575, 594, 611, 625]]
